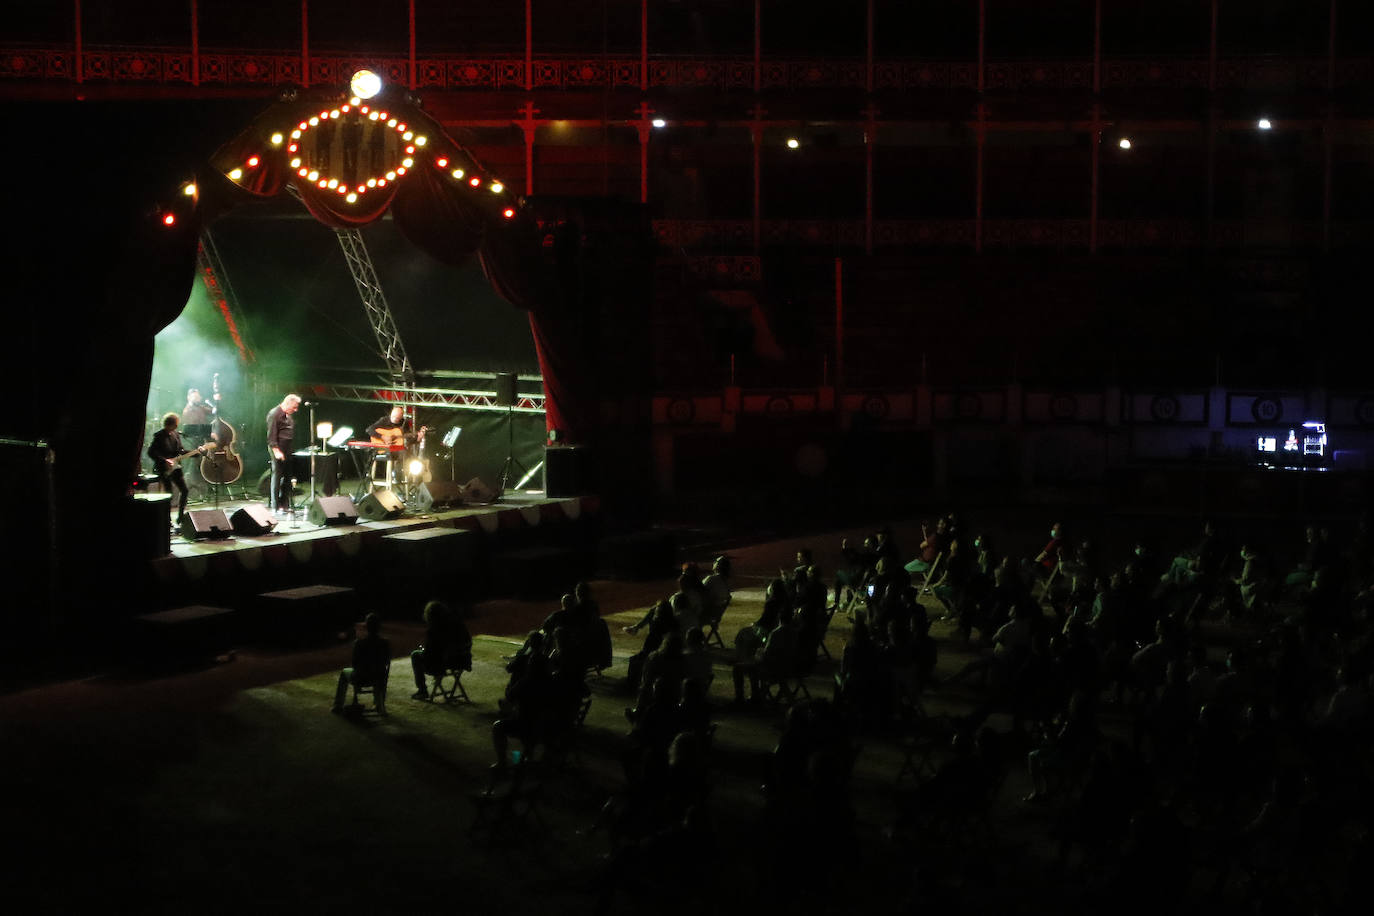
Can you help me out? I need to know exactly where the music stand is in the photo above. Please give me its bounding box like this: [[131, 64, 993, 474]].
[[442, 425, 462, 481]]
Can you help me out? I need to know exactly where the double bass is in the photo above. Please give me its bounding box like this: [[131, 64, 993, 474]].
[[200, 373, 244, 484]]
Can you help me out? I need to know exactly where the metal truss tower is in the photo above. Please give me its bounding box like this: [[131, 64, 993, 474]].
[[197, 229, 256, 365], [334, 228, 413, 390]]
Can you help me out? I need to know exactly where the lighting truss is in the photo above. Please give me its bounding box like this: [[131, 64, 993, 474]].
[[298, 382, 545, 413], [333, 228, 413, 390], [197, 230, 256, 363]]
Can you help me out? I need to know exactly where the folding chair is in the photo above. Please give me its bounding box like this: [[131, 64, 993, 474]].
[[702, 594, 730, 649], [469, 760, 548, 846], [347, 660, 390, 716], [428, 665, 471, 703]]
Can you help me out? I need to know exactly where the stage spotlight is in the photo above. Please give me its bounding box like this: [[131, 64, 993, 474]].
[[182, 183, 197, 196], [228, 168, 243, 180], [163, 213, 176, 226], [350, 69, 382, 99], [490, 182, 504, 193], [247, 156, 259, 167], [1258, 117, 1273, 130], [651, 118, 666, 128], [408, 459, 425, 477], [786, 138, 800, 149], [451, 168, 465, 179], [1118, 138, 1132, 149], [346, 193, 357, 202], [414, 135, 427, 146], [270, 133, 283, 146], [503, 207, 515, 218]]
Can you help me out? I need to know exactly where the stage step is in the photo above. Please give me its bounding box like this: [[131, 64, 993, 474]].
[[132, 605, 236, 663], [377, 527, 482, 612], [253, 584, 360, 643]]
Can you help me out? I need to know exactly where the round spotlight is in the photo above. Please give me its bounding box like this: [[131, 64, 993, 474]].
[[182, 183, 197, 197], [162, 213, 176, 226], [503, 207, 515, 219], [228, 168, 243, 180], [651, 118, 666, 128], [408, 459, 425, 476], [1258, 117, 1273, 130], [786, 138, 800, 149], [1118, 138, 1132, 150], [350, 69, 382, 100]]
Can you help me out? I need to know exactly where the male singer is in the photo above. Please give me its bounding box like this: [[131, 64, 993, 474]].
[[266, 393, 301, 515]]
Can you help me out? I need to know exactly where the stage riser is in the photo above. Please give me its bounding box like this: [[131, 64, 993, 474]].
[[144, 497, 600, 621]]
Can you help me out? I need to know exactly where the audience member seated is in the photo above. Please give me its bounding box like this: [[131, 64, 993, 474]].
[[1023, 690, 1100, 802], [625, 600, 676, 695], [731, 604, 799, 706], [681, 626, 714, 693], [332, 612, 392, 714], [701, 555, 732, 635], [835, 620, 889, 727], [904, 516, 948, 577], [409, 600, 471, 700]]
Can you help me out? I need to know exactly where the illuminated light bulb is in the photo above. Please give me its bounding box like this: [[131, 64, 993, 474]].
[[290, 158, 302, 169], [357, 185, 366, 192], [270, 133, 283, 145], [436, 157, 448, 167], [329, 110, 340, 119], [349, 97, 360, 106], [327, 178, 338, 188], [298, 168, 308, 177], [317, 180, 328, 188], [402, 158, 413, 168], [1258, 117, 1273, 130], [786, 138, 800, 149], [346, 192, 357, 203], [469, 177, 481, 187], [378, 112, 388, 120], [291, 129, 302, 139], [396, 167, 406, 176], [368, 112, 379, 121], [336, 184, 347, 194], [383, 171, 395, 181], [1118, 138, 1132, 150], [163, 213, 176, 226], [403, 131, 413, 141], [398, 123, 407, 132], [405, 145, 415, 154], [182, 183, 197, 196], [288, 143, 298, 152], [408, 459, 425, 476], [503, 208, 515, 218], [490, 182, 503, 194], [414, 136, 427, 146], [309, 116, 319, 126], [387, 118, 398, 127], [228, 168, 243, 180], [451, 168, 465, 179], [651, 118, 666, 128], [360, 106, 369, 113], [247, 156, 259, 167], [307, 170, 319, 181], [341, 105, 350, 113], [377, 178, 387, 187], [350, 69, 382, 100], [298, 121, 308, 130], [367, 178, 378, 187]]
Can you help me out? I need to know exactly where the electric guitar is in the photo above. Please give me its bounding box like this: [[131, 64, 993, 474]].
[[155, 442, 213, 473]]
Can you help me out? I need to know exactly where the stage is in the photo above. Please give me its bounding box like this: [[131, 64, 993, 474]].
[[133, 481, 602, 621]]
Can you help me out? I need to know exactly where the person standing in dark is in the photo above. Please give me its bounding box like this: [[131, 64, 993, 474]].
[[265, 393, 300, 515], [147, 412, 205, 530]]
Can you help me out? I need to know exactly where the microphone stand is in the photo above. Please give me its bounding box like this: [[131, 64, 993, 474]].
[[308, 403, 317, 505]]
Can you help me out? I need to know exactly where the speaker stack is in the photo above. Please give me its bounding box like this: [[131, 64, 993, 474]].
[[356, 489, 405, 520], [307, 495, 359, 527], [463, 477, 497, 503]]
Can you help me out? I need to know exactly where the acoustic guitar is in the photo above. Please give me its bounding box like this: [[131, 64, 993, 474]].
[[369, 425, 428, 449]]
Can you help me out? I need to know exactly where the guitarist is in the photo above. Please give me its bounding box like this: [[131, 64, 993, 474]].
[[366, 405, 424, 486], [148, 412, 206, 529]]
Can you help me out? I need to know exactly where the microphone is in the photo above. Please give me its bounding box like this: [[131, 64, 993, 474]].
[[303, 401, 318, 406]]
